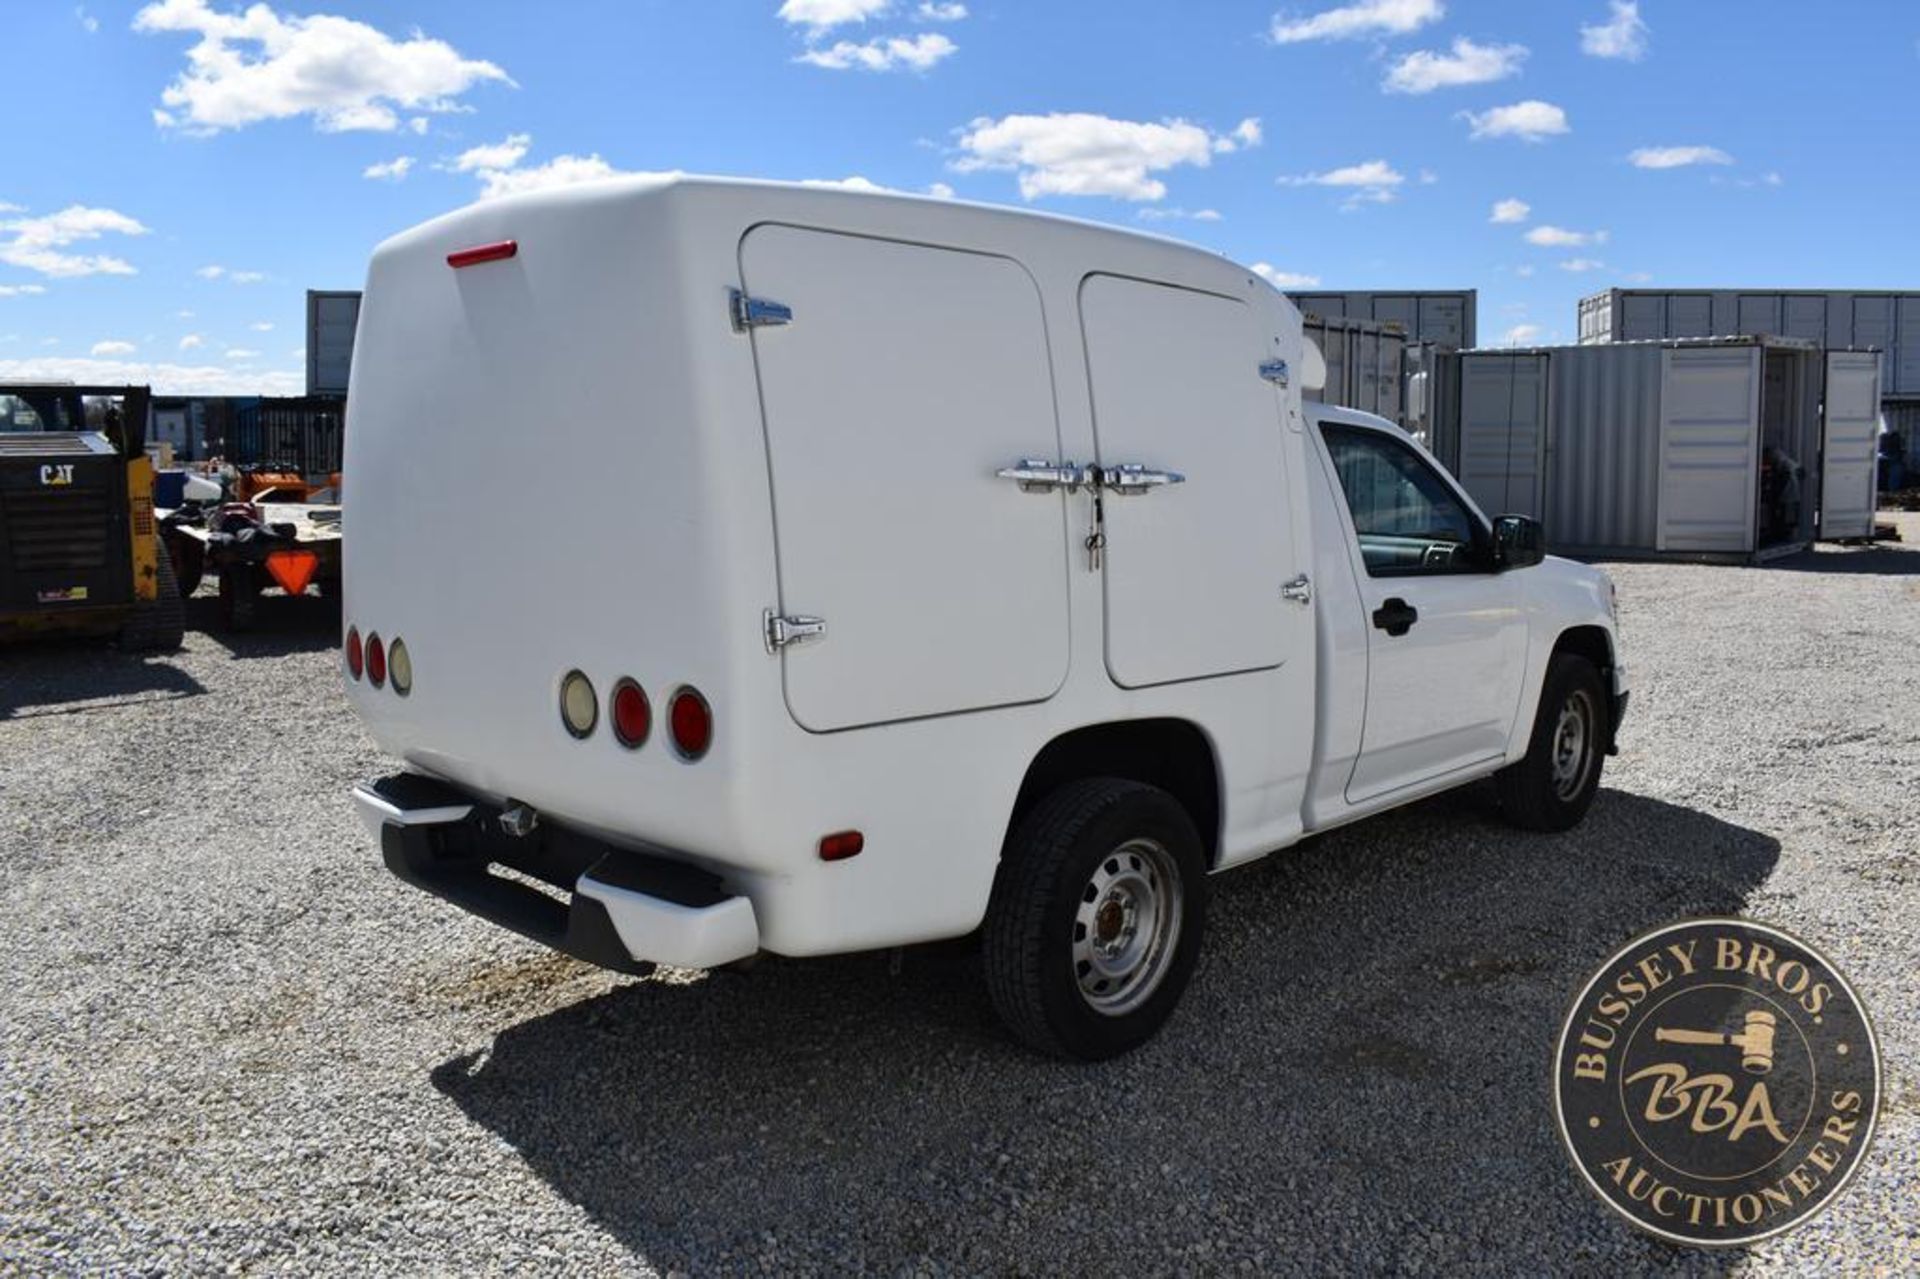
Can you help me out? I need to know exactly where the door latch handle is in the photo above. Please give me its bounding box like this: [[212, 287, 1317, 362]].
[[1372, 597, 1419, 637], [996, 459, 1088, 493], [1098, 463, 1186, 495], [1281, 574, 1312, 605]]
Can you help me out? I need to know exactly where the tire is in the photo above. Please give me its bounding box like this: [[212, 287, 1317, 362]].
[[218, 564, 258, 632], [1496, 652, 1607, 832], [166, 532, 205, 599], [118, 539, 185, 652], [984, 778, 1208, 1060]]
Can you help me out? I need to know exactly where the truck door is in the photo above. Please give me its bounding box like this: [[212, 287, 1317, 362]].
[[1077, 274, 1303, 688], [1819, 351, 1882, 540], [739, 226, 1071, 732], [1313, 416, 1527, 803]]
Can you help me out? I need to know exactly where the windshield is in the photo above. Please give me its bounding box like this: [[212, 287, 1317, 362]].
[[0, 390, 83, 433]]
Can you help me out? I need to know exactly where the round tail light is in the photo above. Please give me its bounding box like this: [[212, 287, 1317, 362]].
[[366, 634, 387, 688], [345, 626, 363, 679], [668, 687, 712, 760], [610, 679, 650, 749], [388, 637, 412, 696], [560, 670, 597, 738]]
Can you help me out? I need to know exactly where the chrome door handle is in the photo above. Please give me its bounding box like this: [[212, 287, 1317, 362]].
[[1281, 574, 1312, 605], [996, 458, 1088, 493], [1099, 463, 1186, 495]]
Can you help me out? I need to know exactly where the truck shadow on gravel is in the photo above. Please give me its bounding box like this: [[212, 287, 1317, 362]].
[[431, 787, 1776, 1275], [1770, 544, 1920, 575]]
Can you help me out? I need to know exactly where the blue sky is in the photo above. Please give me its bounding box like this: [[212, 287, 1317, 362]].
[[3, 0, 1916, 393]]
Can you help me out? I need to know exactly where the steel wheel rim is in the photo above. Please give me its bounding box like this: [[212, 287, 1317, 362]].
[[1551, 688, 1597, 801], [1072, 837, 1183, 1017]]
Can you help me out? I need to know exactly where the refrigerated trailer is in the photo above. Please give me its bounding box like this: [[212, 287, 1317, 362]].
[[1437, 337, 1882, 561]]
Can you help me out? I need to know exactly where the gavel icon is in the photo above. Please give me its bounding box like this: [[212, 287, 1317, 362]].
[[1654, 1009, 1778, 1075]]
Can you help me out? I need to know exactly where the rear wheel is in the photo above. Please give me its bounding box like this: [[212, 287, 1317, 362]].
[[218, 564, 258, 632], [984, 778, 1207, 1060], [118, 539, 185, 652], [1496, 652, 1606, 832]]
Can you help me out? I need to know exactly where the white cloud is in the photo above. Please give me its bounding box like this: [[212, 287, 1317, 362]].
[[179, 333, 204, 350], [476, 155, 665, 200], [777, 0, 891, 30], [449, 133, 531, 173], [1514, 264, 1536, 277], [926, 181, 955, 199], [0, 205, 148, 278], [249, 321, 275, 331], [196, 265, 225, 279], [1525, 224, 1606, 247], [0, 284, 50, 297], [953, 112, 1255, 201], [797, 32, 956, 71], [77, 6, 100, 33], [1559, 258, 1606, 272], [916, 1, 966, 18], [226, 347, 263, 359], [1502, 323, 1542, 345], [1270, 0, 1443, 44], [1251, 263, 1320, 289], [799, 176, 894, 193], [175, 308, 195, 318], [231, 270, 266, 284], [1280, 159, 1404, 209], [1215, 118, 1263, 153], [1384, 37, 1526, 94], [1137, 207, 1224, 222], [1628, 145, 1734, 169], [1581, 1, 1648, 61], [133, 0, 511, 134], [0, 354, 302, 395], [1461, 100, 1568, 141], [1490, 197, 1530, 223], [92, 340, 137, 355], [362, 155, 415, 181]]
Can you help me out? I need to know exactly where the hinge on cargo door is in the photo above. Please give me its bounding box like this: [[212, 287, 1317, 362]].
[[730, 288, 793, 332], [764, 609, 827, 653], [1258, 358, 1291, 386]]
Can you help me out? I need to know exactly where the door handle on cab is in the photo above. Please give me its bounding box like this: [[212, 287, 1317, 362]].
[[1372, 597, 1419, 637]]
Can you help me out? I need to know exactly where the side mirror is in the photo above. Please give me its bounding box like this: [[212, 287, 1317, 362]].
[[1491, 514, 1545, 571]]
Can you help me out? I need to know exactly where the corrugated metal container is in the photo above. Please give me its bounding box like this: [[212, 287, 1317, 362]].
[[1577, 288, 1920, 397], [1303, 315, 1407, 426], [1437, 336, 1875, 561], [1291, 290, 1476, 349], [306, 290, 361, 398], [232, 397, 346, 476]]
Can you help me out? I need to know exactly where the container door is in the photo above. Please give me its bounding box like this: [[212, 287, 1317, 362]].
[[1455, 354, 1546, 520], [1078, 274, 1300, 688], [1819, 351, 1882, 540], [1656, 346, 1760, 552], [740, 226, 1070, 731]]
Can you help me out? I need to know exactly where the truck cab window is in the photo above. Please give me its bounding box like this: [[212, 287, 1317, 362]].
[[1320, 423, 1482, 575]]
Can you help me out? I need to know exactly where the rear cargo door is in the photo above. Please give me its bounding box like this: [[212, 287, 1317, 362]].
[[1819, 351, 1882, 539], [1078, 274, 1301, 688], [740, 226, 1070, 732], [1657, 347, 1760, 552]]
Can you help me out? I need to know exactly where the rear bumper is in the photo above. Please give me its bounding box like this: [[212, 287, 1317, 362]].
[[351, 773, 760, 972]]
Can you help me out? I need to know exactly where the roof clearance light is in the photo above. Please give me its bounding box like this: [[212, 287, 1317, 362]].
[[447, 240, 518, 269], [560, 670, 598, 739]]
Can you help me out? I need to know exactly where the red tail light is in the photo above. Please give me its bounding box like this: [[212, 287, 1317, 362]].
[[447, 239, 518, 268], [611, 679, 651, 749], [366, 634, 387, 688], [345, 626, 363, 679], [818, 831, 864, 862], [668, 687, 712, 760]]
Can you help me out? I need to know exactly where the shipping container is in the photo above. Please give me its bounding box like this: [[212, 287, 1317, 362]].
[[1303, 315, 1406, 425], [231, 397, 346, 477], [306, 290, 362, 398], [1435, 337, 1880, 561], [1577, 288, 1920, 398], [1290, 290, 1476, 349]]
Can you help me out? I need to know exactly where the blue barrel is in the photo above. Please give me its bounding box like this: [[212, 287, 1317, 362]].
[[154, 469, 188, 508]]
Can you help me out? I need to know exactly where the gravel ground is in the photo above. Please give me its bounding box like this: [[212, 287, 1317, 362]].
[[2, 531, 1916, 1276]]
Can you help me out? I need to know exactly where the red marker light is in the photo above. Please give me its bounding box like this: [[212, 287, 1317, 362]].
[[818, 831, 865, 862], [447, 239, 518, 269], [345, 626, 363, 679]]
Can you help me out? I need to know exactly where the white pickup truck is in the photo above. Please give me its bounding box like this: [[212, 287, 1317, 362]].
[[344, 177, 1627, 1059]]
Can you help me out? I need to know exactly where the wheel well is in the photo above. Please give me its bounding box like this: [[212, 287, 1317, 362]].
[[1553, 624, 1614, 676], [1009, 719, 1222, 864]]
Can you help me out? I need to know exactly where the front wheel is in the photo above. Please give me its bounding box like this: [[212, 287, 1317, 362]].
[[983, 778, 1208, 1060], [1496, 653, 1607, 832]]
